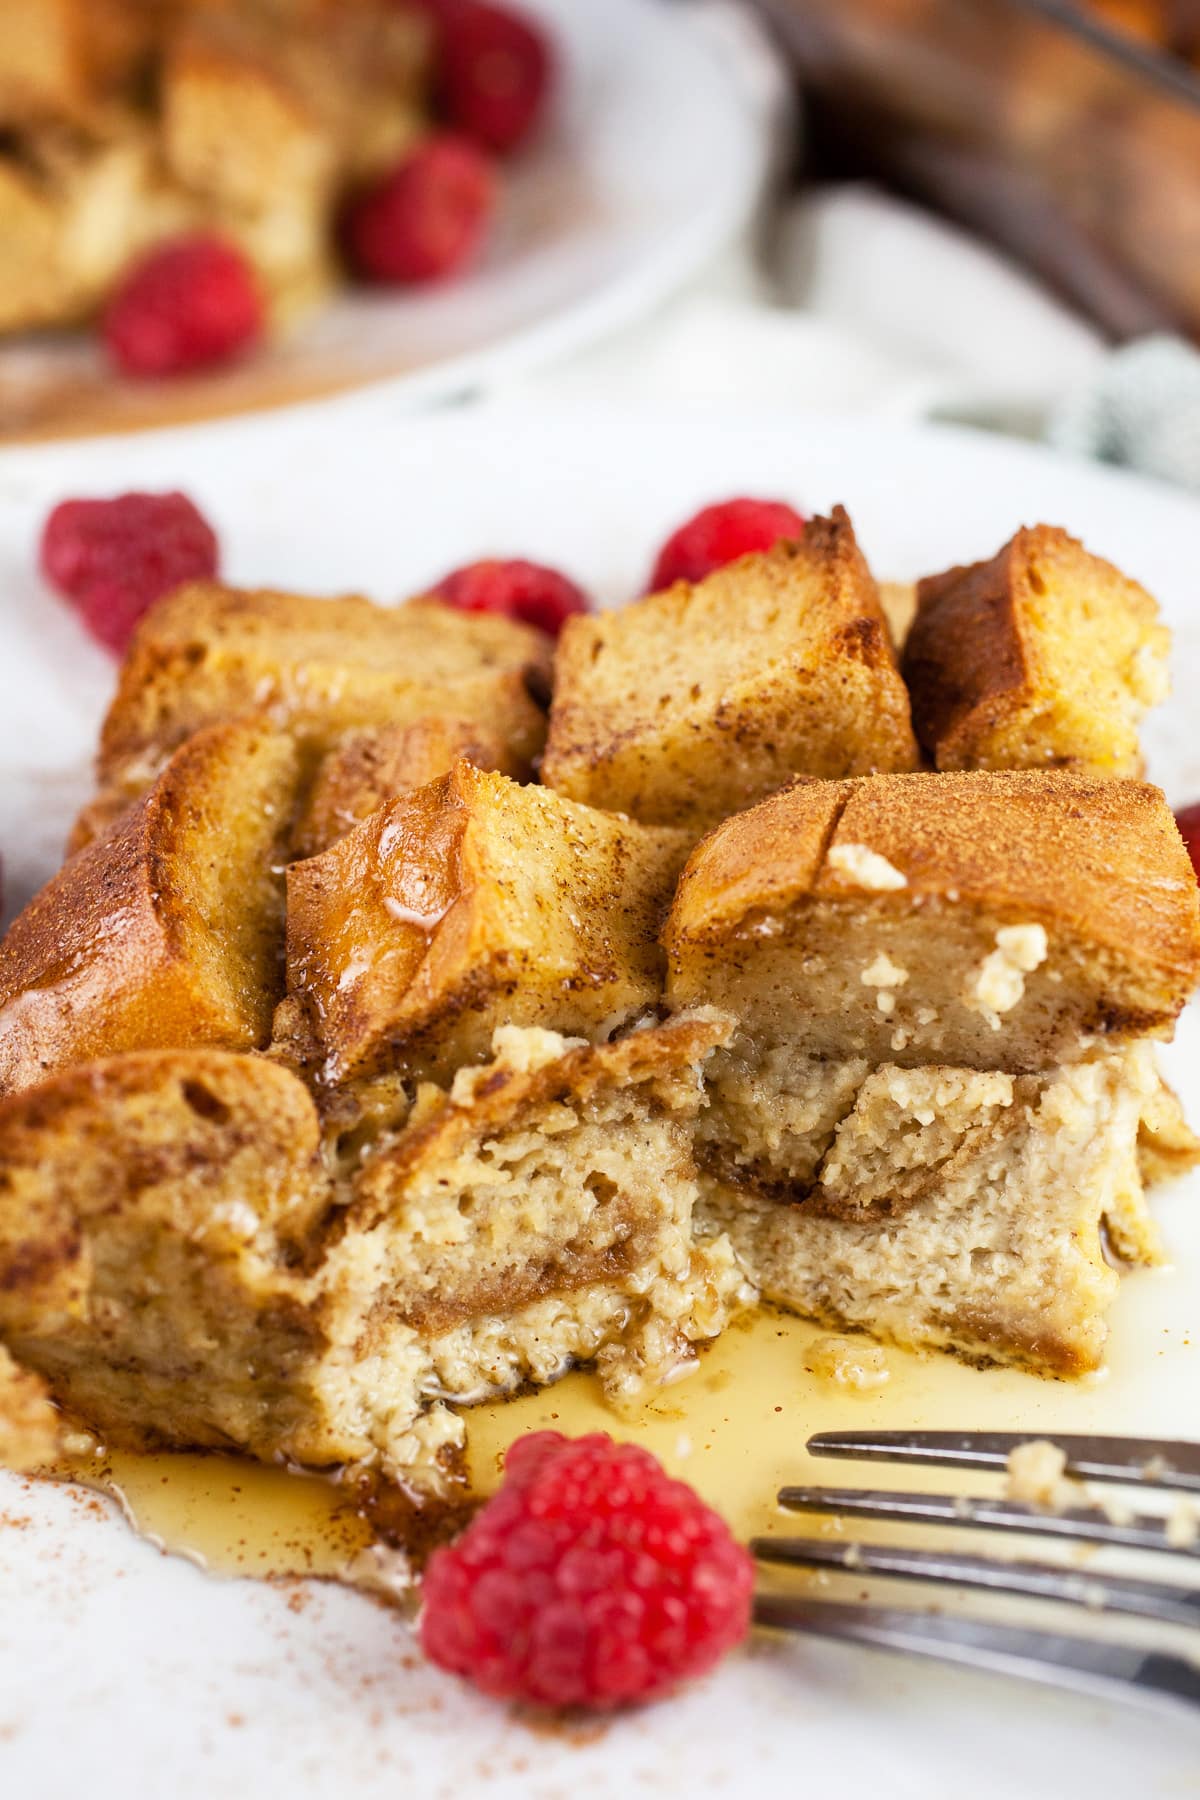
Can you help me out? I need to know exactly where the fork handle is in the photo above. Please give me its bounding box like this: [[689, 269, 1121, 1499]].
[[753, 1595, 1200, 1716]]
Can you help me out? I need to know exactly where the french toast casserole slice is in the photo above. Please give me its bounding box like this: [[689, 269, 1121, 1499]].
[[0, 1024, 745, 1496], [664, 768, 1200, 1375], [0, 518, 1196, 1495]]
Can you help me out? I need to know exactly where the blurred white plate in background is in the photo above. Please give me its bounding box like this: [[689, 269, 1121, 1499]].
[[0, 0, 768, 443]]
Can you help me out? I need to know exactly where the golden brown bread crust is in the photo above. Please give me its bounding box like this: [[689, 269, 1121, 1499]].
[[291, 715, 524, 860], [903, 526, 1169, 776], [0, 0, 95, 125], [91, 584, 552, 819], [825, 770, 1199, 978], [541, 510, 920, 832], [283, 761, 692, 1082], [0, 717, 300, 1092], [665, 769, 1200, 1072]]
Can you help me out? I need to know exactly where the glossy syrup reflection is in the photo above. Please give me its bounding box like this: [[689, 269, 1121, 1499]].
[[45, 1290, 1185, 1583]]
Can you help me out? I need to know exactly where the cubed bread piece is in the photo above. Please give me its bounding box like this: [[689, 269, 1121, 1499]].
[[161, 20, 339, 216], [0, 119, 190, 333], [159, 14, 339, 313], [541, 509, 921, 832], [340, 1013, 745, 1405], [283, 761, 692, 1082], [1136, 1069, 1200, 1187], [0, 0, 164, 124], [0, 1020, 743, 1488], [0, 718, 301, 1092], [291, 715, 525, 860], [665, 769, 1200, 1076], [0, 0, 90, 124], [0, 1049, 341, 1466], [701, 1046, 1161, 1377], [902, 525, 1170, 776], [91, 584, 552, 819]]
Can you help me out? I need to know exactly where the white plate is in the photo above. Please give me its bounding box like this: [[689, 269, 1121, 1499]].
[[0, 0, 767, 443], [1, 406, 1199, 1798]]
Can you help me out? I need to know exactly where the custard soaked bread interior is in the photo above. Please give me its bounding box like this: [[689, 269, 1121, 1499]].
[[700, 1048, 1165, 1377], [0, 1021, 744, 1491]]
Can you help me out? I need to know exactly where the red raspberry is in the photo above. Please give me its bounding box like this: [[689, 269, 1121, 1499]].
[[648, 497, 808, 592], [342, 134, 495, 284], [432, 0, 552, 154], [429, 557, 589, 637], [420, 1431, 754, 1710], [1176, 803, 1200, 881], [102, 235, 264, 378], [40, 492, 219, 654]]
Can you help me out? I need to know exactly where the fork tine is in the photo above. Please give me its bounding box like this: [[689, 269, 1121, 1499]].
[[806, 1431, 1200, 1494], [752, 1535, 1200, 1629], [776, 1485, 1200, 1557], [753, 1595, 1200, 1717]]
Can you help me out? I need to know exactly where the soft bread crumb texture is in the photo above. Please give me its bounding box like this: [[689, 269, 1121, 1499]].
[[966, 924, 1049, 1027], [542, 511, 919, 831], [804, 1334, 889, 1393], [903, 525, 1170, 777], [0, 1344, 60, 1472], [700, 1047, 1164, 1375], [0, 1018, 746, 1493], [665, 769, 1200, 1074]]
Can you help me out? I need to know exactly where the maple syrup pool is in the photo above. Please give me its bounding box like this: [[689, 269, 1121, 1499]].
[[36, 1296, 1181, 1587]]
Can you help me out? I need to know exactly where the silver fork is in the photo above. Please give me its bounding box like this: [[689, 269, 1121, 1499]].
[[752, 1430, 1200, 1717]]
